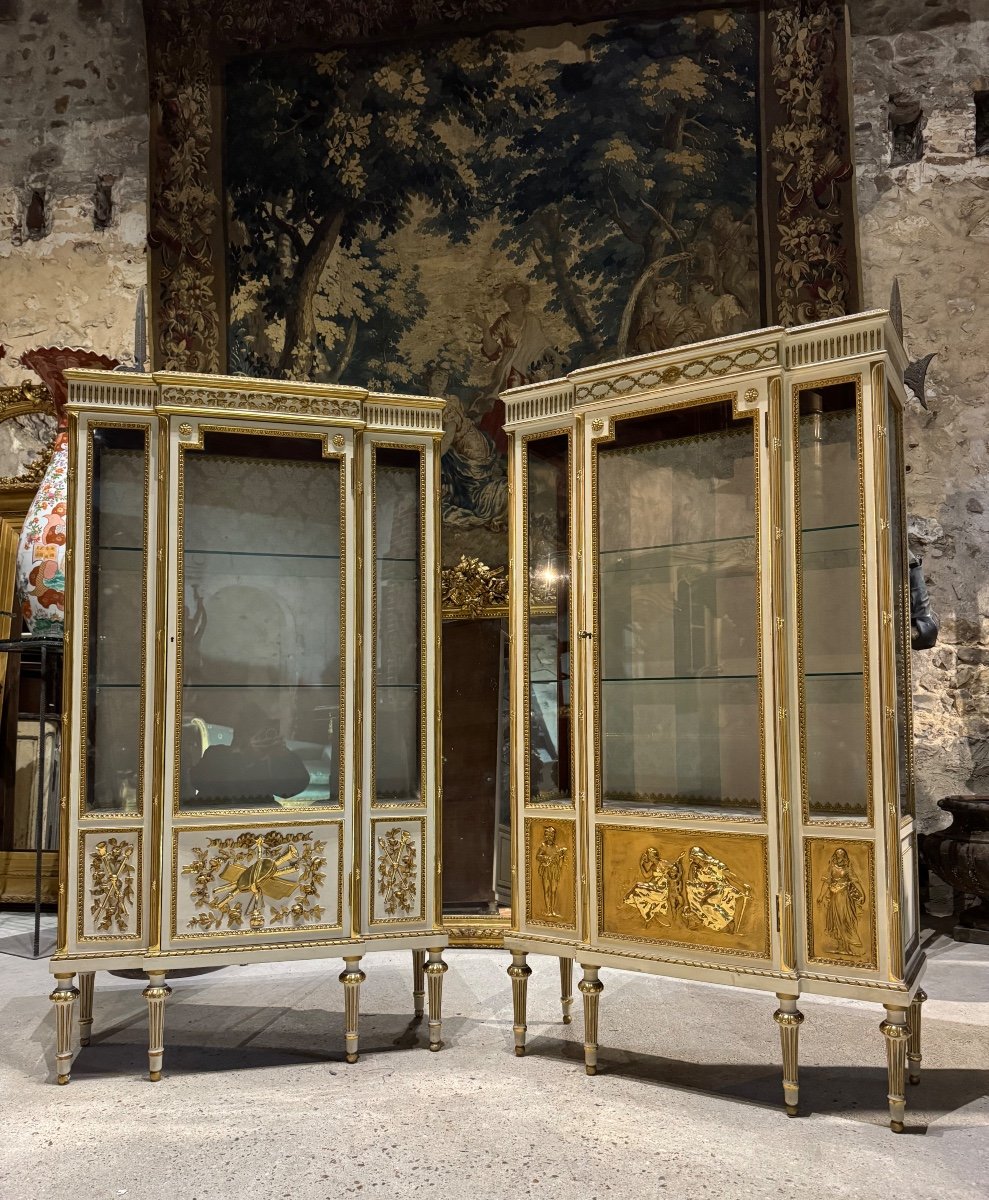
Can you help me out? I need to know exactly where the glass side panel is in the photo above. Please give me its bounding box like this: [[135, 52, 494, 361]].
[[596, 401, 760, 816], [178, 432, 341, 811], [374, 447, 421, 804], [85, 427, 148, 814], [887, 395, 912, 817], [796, 383, 868, 821], [525, 434, 571, 804]]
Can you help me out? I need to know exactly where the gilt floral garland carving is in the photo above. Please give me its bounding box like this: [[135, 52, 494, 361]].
[[89, 838, 136, 933], [376, 827, 418, 916]]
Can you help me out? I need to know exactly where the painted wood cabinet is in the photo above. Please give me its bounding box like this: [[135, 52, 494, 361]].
[[503, 311, 927, 1131], [49, 369, 448, 1082]]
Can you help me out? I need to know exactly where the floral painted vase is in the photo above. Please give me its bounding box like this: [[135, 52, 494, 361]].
[[15, 347, 118, 637]]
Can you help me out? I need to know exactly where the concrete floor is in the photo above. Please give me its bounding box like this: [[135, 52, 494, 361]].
[[1, 913, 987, 1200]]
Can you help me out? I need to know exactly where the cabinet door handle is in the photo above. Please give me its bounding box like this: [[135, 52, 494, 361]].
[[577, 630, 593, 640]]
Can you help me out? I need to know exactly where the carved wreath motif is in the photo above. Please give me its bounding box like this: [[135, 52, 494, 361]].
[[89, 838, 136, 933], [183, 830, 327, 932], [377, 827, 418, 916]]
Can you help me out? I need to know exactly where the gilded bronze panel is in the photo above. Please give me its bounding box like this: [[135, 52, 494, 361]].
[[804, 836, 877, 969], [597, 824, 770, 958], [525, 817, 577, 931]]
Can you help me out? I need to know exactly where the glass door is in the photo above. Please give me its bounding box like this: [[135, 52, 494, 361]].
[[587, 396, 772, 961], [163, 424, 349, 947]]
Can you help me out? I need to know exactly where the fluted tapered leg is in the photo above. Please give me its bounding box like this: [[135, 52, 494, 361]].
[[425, 947, 448, 1052], [908, 988, 927, 1085], [412, 949, 426, 1019], [881, 1004, 910, 1132], [50, 974, 79, 1085], [142, 971, 171, 1082], [578, 964, 603, 1076], [559, 958, 574, 1025], [773, 993, 804, 1116], [508, 951, 531, 1056], [339, 957, 366, 1064], [78, 972, 95, 1047]]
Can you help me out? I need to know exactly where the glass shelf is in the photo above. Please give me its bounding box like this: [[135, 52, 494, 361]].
[[602, 674, 758, 683], [184, 547, 341, 562], [601, 532, 754, 557], [600, 795, 761, 815], [599, 536, 755, 576], [181, 686, 340, 696]]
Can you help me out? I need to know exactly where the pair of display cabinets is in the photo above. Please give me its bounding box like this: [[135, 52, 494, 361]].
[[49, 370, 448, 1082], [49, 311, 924, 1132], [504, 310, 926, 1132]]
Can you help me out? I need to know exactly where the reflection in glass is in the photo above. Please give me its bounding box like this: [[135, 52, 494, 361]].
[[797, 385, 868, 820], [597, 402, 760, 815], [375, 449, 421, 803], [85, 428, 147, 813], [178, 434, 341, 810], [525, 435, 571, 804]]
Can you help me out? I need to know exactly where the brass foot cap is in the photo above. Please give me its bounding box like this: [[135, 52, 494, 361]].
[[890, 1121, 904, 1134], [149, 1070, 161, 1082], [562, 1015, 572, 1025], [429, 1042, 443, 1053], [585, 1065, 597, 1076], [514, 1046, 525, 1057], [786, 1105, 799, 1117], [56, 1074, 69, 1086], [346, 1053, 359, 1064], [909, 1074, 920, 1086]]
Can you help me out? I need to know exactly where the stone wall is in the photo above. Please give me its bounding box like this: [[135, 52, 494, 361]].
[[0, 0, 148, 384], [851, 0, 989, 826], [0, 0, 986, 825]]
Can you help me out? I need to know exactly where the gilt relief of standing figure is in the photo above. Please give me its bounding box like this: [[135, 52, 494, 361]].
[[817, 847, 866, 955], [536, 825, 567, 918]]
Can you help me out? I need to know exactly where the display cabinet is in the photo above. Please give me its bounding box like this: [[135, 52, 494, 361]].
[[503, 311, 926, 1131], [49, 370, 448, 1082]]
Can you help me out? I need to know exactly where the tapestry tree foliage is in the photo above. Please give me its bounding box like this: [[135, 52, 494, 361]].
[[226, 35, 539, 380], [226, 12, 758, 384], [478, 14, 757, 359]]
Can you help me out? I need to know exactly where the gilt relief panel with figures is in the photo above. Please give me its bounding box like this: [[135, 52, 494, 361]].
[[804, 837, 877, 970], [598, 825, 770, 957], [526, 817, 577, 930]]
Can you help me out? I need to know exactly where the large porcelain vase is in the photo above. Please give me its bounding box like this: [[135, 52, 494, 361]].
[[15, 347, 118, 637]]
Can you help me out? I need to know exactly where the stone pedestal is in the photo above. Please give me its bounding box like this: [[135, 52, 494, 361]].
[[920, 796, 989, 942]]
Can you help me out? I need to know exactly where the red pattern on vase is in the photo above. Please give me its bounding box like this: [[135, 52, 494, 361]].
[[15, 347, 118, 637]]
